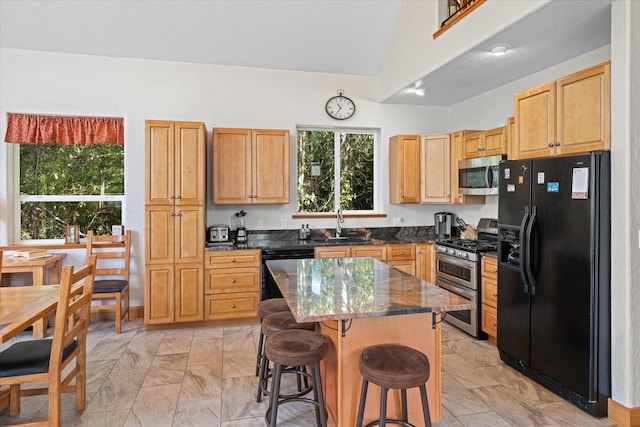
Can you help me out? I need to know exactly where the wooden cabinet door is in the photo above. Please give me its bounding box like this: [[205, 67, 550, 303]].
[[146, 121, 174, 206], [387, 260, 416, 276], [450, 131, 485, 205], [461, 132, 483, 159], [175, 206, 204, 264], [314, 247, 351, 258], [483, 126, 507, 157], [556, 62, 610, 156], [416, 244, 435, 284], [145, 206, 175, 265], [175, 264, 204, 322], [253, 129, 290, 204], [175, 122, 206, 206], [514, 81, 556, 159], [420, 134, 451, 203], [213, 128, 252, 204], [389, 135, 420, 204], [351, 245, 387, 261], [145, 265, 174, 324]]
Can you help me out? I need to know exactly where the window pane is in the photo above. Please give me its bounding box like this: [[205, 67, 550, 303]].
[[20, 201, 122, 239], [340, 133, 374, 211], [297, 130, 335, 213], [20, 143, 124, 195]]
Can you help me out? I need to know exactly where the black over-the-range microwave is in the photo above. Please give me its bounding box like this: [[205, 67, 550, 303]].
[[458, 155, 505, 196]]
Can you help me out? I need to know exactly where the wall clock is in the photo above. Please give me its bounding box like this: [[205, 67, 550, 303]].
[[325, 90, 355, 120]]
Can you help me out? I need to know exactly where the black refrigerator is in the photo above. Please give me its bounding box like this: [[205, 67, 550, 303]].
[[497, 151, 610, 417]]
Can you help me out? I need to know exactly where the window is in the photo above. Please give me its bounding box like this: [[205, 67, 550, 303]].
[[5, 113, 125, 241], [17, 143, 124, 240], [297, 128, 376, 213]]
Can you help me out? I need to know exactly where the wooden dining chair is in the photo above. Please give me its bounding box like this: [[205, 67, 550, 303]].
[[85, 230, 131, 333], [0, 255, 96, 427]]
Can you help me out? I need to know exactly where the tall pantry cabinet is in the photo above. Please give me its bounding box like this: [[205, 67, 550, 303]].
[[145, 121, 206, 325]]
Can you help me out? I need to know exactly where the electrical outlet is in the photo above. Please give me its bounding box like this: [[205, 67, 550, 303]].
[[281, 218, 288, 229], [257, 220, 264, 229]]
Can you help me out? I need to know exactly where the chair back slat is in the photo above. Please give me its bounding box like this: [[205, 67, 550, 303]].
[[50, 255, 96, 371], [86, 230, 131, 282]]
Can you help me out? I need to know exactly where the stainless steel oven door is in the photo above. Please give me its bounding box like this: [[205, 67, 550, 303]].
[[437, 276, 478, 337], [436, 252, 478, 290]]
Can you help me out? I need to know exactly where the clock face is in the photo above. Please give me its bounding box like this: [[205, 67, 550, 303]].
[[325, 95, 355, 120]]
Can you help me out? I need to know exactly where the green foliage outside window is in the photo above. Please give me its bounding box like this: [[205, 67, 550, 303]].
[[19, 143, 124, 239], [297, 130, 374, 213]]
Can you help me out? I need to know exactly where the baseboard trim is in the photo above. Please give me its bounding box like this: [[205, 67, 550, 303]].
[[609, 398, 640, 427]]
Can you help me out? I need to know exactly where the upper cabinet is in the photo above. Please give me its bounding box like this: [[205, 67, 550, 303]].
[[389, 135, 421, 204], [420, 134, 451, 203], [513, 61, 610, 160], [450, 130, 485, 205], [213, 128, 290, 204], [461, 126, 507, 159], [146, 121, 206, 206]]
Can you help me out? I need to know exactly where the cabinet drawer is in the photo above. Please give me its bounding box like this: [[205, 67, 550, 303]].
[[482, 304, 497, 337], [386, 244, 416, 261], [351, 245, 387, 261], [206, 250, 260, 268], [482, 279, 498, 308], [481, 256, 498, 277], [387, 260, 416, 276], [206, 269, 260, 294], [206, 292, 259, 320], [314, 247, 351, 258]]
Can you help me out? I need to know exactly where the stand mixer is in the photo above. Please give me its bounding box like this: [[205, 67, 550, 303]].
[[234, 210, 247, 243]]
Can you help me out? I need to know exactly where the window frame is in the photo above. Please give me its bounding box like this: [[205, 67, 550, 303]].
[[296, 125, 381, 215], [11, 144, 125, 244]]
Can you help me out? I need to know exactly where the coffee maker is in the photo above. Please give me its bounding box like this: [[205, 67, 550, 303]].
[[434, 212, 457, 239]]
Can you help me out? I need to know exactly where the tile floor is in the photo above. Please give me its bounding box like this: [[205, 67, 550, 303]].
[[0, 318, 618, 426]]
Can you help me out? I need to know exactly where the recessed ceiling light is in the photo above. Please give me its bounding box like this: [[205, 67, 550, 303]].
[[490, 44, 510, 56]]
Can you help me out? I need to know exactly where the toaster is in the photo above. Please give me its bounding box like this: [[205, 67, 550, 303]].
[[207, 224, 230, 242]]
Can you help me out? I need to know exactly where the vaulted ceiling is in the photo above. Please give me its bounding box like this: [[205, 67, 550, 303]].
[[0, 0, 612, 106]]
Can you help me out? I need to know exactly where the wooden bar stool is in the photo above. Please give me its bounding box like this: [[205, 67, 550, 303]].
[[256, 311, 317, 403], [356, 344, 432, 427], [265, 329, 329, 427], [256, 298, 291, 376]]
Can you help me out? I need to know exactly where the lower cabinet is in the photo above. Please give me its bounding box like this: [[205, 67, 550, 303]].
[[416, 243, 436, 284], [145, 263, 204, 325], [481, 256, 498, 340], [205, 250, 261, 321], [386, 244, 416, 276]]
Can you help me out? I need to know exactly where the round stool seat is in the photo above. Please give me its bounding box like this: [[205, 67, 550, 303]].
[[262, 311, 316, 337], [266, 329, 329, 367], [257, 298, 290, 320], [359, 344, 430, 390]]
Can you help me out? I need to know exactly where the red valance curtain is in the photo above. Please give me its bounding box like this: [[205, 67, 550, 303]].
[[4, 113, 124, 145]]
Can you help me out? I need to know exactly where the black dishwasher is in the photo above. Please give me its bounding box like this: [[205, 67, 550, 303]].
[[261, 247, 315, 300]]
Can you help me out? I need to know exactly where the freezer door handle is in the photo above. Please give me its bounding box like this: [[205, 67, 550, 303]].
[[526, 206, 537, 295], [519, 207, 530, 294]]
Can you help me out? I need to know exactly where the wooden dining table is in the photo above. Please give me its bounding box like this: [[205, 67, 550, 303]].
[[1, 253, 67, 287], [0, 284, 80, 343]]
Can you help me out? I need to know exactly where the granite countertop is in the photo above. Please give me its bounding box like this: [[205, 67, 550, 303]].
[[205, 226, 436, 251], [265, 257, 473, 323]]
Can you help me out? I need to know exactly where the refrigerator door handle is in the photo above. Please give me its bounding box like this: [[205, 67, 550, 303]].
[[519, 207, 530, 294], [526, 206, 537, 295]]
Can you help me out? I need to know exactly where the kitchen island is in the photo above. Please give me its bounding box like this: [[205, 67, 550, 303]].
[[265, 257, 473, 426]]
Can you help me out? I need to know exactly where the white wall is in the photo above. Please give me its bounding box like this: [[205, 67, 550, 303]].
[[0, 47, 455, 305]]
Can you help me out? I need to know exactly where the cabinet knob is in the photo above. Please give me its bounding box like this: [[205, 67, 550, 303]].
[[554, 142, 561, 147], [548, 143, 554, 148], [231, 279, 236, 283], [169, 212, 174, 216], [174, 212, 181, 217], [169, 195, 175, 199], [400, 251, 405, 255], [231, 258, 236, 263], [231, 304, 236, 309], [493, 322, 497, 327], [493, 268, 498, 273], [493, 292, 498, 297], [175, 195, 181, 199]]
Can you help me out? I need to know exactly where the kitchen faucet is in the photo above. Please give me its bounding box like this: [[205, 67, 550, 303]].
[[336, 208, 344, 237]]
